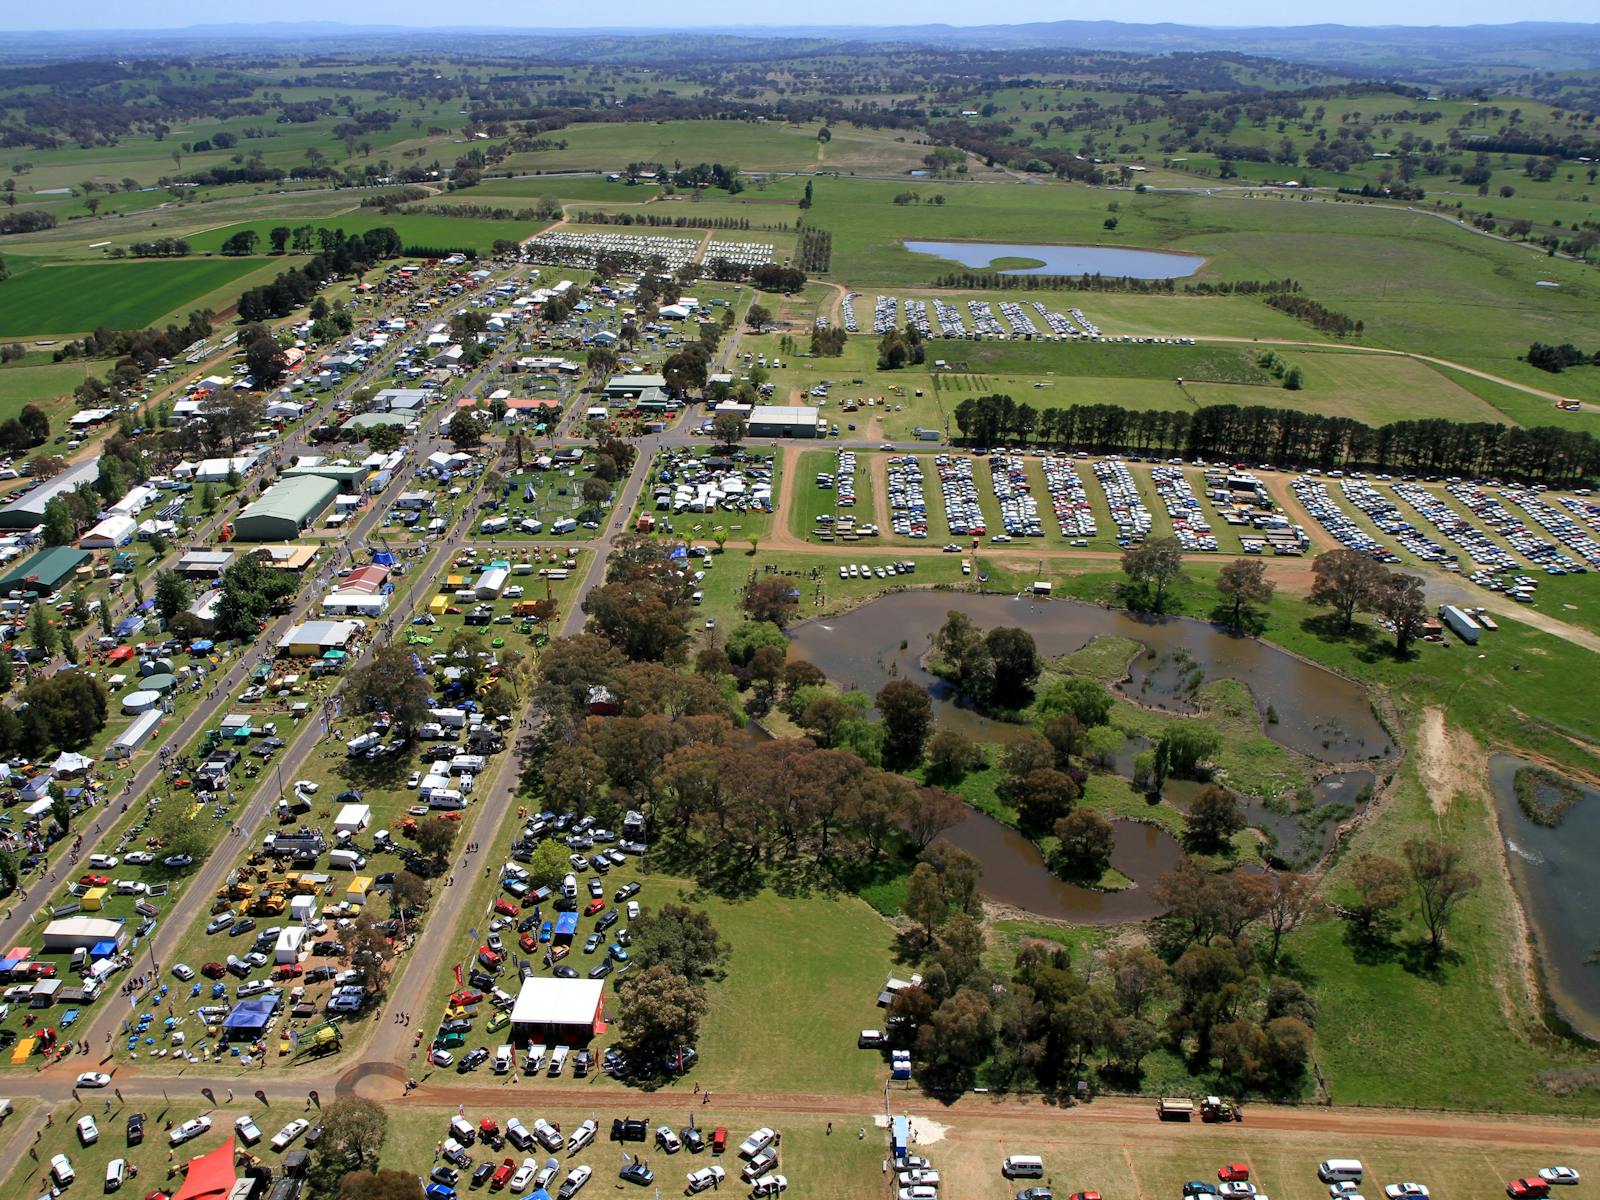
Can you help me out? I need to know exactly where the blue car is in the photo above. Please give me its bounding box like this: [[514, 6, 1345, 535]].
[[609, 944, 630, 963], [539, 921, 554, 943], [426, 1185, 457, 1200]]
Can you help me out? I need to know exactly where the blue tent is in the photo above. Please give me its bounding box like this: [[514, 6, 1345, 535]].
[[137, 598, 155, 614], [373, 550, 397, 566], [190, 639, 214, 653], [554, 912, 579, 941], [890, 1116, 910, 1155], [89, 940, 118, 961], [221, 996, 280, 1042]]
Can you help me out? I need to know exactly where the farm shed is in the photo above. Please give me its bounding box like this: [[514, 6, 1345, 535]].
[[233, 476, 340, 542]]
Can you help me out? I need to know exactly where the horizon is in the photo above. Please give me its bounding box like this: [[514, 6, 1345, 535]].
[[8, 12, 1600, 34]]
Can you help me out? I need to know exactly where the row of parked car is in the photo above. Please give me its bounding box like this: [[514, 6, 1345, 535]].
[[423, 1114, 790, 1200]]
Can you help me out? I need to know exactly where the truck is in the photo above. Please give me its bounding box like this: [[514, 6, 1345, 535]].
[[1157, 1097, 1195, 1121], [1200, 1096, 1242, 1123], [1439, 604, 1482, 645]]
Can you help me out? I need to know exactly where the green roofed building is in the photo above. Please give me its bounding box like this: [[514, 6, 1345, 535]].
[[233, 476, 339, 542], [0, 546, 92, 596], [282, 462, 372, 493]]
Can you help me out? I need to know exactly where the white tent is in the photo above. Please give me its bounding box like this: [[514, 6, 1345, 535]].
[[51, 752, 93, 775], [274, 926, 308, 965], [289, 895, 318, 923], [79, 513, 137, 549], [334, 803, 372, 835]]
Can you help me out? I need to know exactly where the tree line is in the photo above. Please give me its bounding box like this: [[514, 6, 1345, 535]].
[[235, 227, 402, 323], [950, 392, 1600, 484]]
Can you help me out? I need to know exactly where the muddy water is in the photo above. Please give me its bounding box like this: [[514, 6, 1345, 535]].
[[787, 592, 1391, 763], [939, 810, 1184, 923], [1488, 754, 1600, 1041], [1237, 768, 1377, 868]]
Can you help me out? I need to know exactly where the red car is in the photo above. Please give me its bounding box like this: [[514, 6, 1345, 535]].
[[19, 962, 57, 980], [272, 964, 303, 980], [491, 1160, 514, 1190], [1071, 1192, 1102, 1200], [1509, 1182, 1551, 1200], [477, 947, 503, 969], [493, 899, 519, 917], [711, 1128, 728, 1154], [519, 932, 538, 953], [200, 962, 225, 979], [449, 989, 483, 1007], [1219, 1167, 1251, 1183], [78, 874, 110, 888], [583, 899, 606, 916]]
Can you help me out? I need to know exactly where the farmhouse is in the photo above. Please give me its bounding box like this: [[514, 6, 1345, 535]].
[[508, 977, 606, 1045], [233, 476, 340, 541]]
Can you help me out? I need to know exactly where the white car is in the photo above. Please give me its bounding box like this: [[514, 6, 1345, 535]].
[[1540, 1171, 1581, 1187], [559, 1166, 592, 1200], [76, 1072, 112, 1089], [88, 854, 118, 869], [172, 963, 196, 981], [752, 1178, 788, 1199], [430, 1048, 454, 1067], [1385, 1187, 1429, 1199], [687, 1166, 726, 1194], [738, 1129, 775, 1159], [1220, 1185, 1256, 1198], [106, 1157, 128, 1191], [897, 1171, 940, 1188], [169, 1116, 212, 1146], [271, 1118, 309, 1151], [510, 1160, 537, 1192], [50, 1154, 75, 1186], [567, 1119, 597, 1154], [76, 1114, 99, 1145], [899, 1189, 938, 1200], [124, 851, 154, 865], [656, 1125, 682, 1153], [235, 1115, 262, 1145], [293, 780, 318, 793]]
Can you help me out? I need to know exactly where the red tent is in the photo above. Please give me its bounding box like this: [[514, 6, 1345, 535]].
[[106, 646, 134, 662], [172, 1137, 236, 1200]]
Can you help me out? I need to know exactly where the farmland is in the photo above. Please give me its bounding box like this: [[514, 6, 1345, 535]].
[[0, 258, 273, 336]]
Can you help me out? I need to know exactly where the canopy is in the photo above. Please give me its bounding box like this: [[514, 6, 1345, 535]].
[[106, 646, 134, 662], [190, 639, 214, 652], [51, 752, 93, 775], [172, 1135, 237, 1200]]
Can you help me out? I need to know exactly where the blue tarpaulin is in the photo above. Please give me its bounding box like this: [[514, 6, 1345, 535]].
[[89, 940, 118, 960], [554, 912, 579, 940], [373, 551, 397, 566], [137, 599, 155, 613]]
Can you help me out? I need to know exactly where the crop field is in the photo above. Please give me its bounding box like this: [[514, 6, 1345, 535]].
[[0, 258, 270, 336]]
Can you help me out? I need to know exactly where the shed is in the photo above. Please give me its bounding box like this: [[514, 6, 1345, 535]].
[[0, 460, 98, 530], [475, 567, 509, 599], [334, 804, 371, 835], [41, 917, 124, 953], [0, 546, 92, 595], [108, 709, 162, 759], [747, 405, 820, 439], [233, 477, 340, 542], [283, 463, 371, 494], [277, 621, 360, 657], [290, 895, 318, 924]]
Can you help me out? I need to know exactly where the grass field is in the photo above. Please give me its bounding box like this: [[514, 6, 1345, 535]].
[[0, 258, 269, 336], [186, 213, 546, 257]]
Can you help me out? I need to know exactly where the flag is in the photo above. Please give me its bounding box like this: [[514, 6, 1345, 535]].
[[453, 963, 463, 986], [468, 928, 478, 941]]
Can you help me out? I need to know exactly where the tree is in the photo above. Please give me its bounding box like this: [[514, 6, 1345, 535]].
[[447, 410, 484, 448], [631, 902, 730, 981], [1160, 721, 1221, 779], [1261, 871, 1315, 967], [711, 411, 747, 448], [1348, 852, 1408, 936], [925, 730, 983, 783], [1184, 785, 1244, 852], [741, 578, 796, 626], [1216, 557, 1275, 630], [1052, 807, 1115, 879], [389, 870, 429, 916], [1121, 536, 1184, 610], [525, 841, 571, 891], [17, 404, 49, 445], [244, 332, 287, 388], [745, 303, 772, 330], [984, 626, 1040, 707], [149, 797, 207, 864], [901, 786, 968, 851], [41, 496, 76, 546], [347, 644, 429, 733], [1311, 548, 1380, 630], [153, 570, 191, 624], [618, 963, 706, 1066], [876, 680, 932, 768], [1403, 836, 1479, 953], [1014, 768, 1079, 836], [1369, 570, 1428, 655], [316, 1097, 388, 1171], [1037, 676, 1113, 728], [50, 790, 70, 835], [904, 862, 948, 942], [342, 909, 396, 992], [28, 603, 56, 657], [0, 848, 17, 896], [1106, 945, 1170, 1016]]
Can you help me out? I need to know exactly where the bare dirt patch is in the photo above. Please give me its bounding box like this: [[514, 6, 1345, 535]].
[[1416, 705, 1486, 815]]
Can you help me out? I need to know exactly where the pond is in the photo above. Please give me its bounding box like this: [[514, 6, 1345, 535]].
[[1488, 754, 1600, 1041], [902, 239, 1205, 279], [786, 592, 1392, 764], [939, 809, 1184, 924]]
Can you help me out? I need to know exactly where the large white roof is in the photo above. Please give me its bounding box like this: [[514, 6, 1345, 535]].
[[510, 977, 604, 1029]]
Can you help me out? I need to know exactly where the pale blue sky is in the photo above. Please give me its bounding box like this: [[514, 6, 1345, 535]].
[[9, 4, 1598, 30]]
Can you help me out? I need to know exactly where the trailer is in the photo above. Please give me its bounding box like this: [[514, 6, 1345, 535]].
[[1439, 605, 1482, 645], [1157, 1097, 1195, 1121]]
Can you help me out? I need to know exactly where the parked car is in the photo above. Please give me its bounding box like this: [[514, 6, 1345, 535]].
[[688, 1166, 726, 1194], [126, 1113, 145, 1147], [1220, 1167, 1251, 1184], [169, 1117, 212, 1147], [1509, 1182, 1551, 1200], [76, 1115, 100, 1146], [752, 1177, 788, 1199], [1539, 1171, 1581, 1187]]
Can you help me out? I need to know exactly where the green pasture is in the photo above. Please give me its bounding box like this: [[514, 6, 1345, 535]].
[[0, 258, 269, 336]]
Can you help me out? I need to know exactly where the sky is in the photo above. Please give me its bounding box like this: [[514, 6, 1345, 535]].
[[10, 3, 1600, 30]]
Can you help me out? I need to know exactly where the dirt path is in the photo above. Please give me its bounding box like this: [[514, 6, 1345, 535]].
[[1259, 473, 1337, 553], [1415, 706, 1486, 816], [868, 449, 894, 535], [815, 280, 849, 325]]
